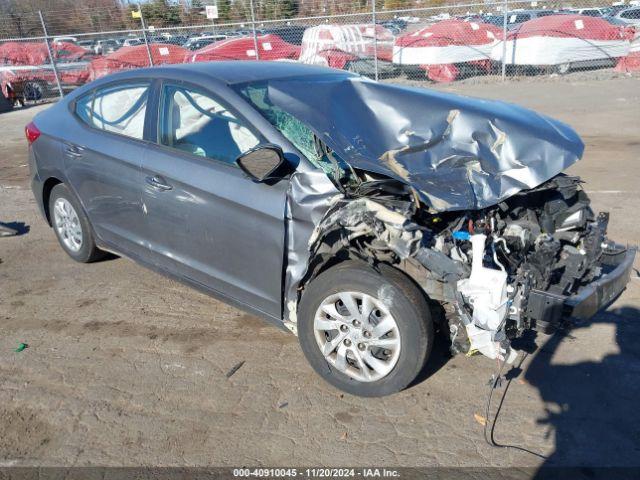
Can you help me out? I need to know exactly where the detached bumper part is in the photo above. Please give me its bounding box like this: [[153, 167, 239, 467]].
[[567, 244, 636, 319], [527, 244, 637, 332]]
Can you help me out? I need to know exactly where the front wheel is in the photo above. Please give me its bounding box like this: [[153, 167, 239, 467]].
[[298, 261, 433, 397]]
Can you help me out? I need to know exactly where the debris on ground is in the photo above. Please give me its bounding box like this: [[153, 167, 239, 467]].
[[474, 413, 487, 426], [14, 342, 28, 352], [225, 361, 245, 379]]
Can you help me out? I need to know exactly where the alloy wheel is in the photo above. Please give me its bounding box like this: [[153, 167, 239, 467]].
[[313, 291, 401, 383], [53, 197, 83, 252]]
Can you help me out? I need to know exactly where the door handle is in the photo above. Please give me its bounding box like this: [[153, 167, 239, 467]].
[[145, 175, 173, 191], [64, 143, 84, 158]]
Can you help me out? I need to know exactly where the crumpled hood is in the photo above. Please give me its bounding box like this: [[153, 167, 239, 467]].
[[266, 75, 584, 211]]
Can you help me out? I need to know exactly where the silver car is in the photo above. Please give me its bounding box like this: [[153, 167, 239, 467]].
[[613, 6, 640, 26], [27, 62, 635, 397]]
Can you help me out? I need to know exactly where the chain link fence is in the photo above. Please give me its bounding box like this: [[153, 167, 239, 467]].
[[1, 0, 639, 109]]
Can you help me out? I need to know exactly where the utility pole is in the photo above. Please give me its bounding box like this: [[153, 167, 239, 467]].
[[501, 0, 508, 81], [38, 11, 64, 99], [139, 8, 154, 66], [249, 0, 260, 60], [372, 0, 379, 81]]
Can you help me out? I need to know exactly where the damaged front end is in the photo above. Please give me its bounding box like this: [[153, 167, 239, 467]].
[[234, 74, 635, 363], [297, 173, 635, 363]]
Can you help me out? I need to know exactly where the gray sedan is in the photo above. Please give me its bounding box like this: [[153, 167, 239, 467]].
[[27, 62, 635, 397]]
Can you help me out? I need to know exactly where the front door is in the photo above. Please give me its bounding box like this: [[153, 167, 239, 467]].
[[141, 82, 288, 318]]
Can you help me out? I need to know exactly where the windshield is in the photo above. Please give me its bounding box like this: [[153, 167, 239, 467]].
[[234, 81, 353, 187]]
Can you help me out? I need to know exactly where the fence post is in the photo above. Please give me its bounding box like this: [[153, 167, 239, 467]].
[[38, 11, 64, 99], [501, 0, 508, 81], [139, 9, 154, 67], [249, 0, 260, 60], [372, 0, 378, 81]]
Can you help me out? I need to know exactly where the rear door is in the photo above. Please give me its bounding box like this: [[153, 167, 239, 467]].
[[66, 81, 151, 257], [140, 81, 288, 318]]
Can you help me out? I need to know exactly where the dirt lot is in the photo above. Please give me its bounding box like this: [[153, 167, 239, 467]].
[[0, 77, 639, 468]]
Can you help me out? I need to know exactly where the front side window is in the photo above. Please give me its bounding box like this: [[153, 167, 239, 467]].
[[75, 82, 149, 140], [234, 81, 353, 186], [159, 84, 261, 165]]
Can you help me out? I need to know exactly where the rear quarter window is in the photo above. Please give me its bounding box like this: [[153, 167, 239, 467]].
[[74, 82, 150, 140]]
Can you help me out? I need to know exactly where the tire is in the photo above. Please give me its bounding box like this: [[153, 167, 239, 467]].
[[23, 81, 47, 101], [49, 183, 105, 263], [0, 94, 13, 113], [298, 261, 433, 397]]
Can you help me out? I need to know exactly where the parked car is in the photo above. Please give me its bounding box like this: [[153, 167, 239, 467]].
[[393, 19, 501, 82], [168, 35, 190, 46], [53, 36, 78, 44], [261, 25, 308, 45], [602, 16, 630, 26], [87, 44, 189, 80], [27, 62, 635, 396], [184, 35, 228, 51], [123, 38, 144, 47], [569, 8, 606, 17], [603, 5, 629, 16], [493, 14, 630, 74], [299, 24, 398, 77], [189, 35, 300, 62], [217, 30, 243, 38], [383, 18, 408, 30], [77, 40, 97, 51], [483, 14, 506, 27], [496, 9, 564, 30], [148, 35, 189, 46], [614, 6, 640, 25], [94, 39, 120, 55]]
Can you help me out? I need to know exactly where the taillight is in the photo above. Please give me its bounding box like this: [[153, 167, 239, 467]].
[[25, 122, 41, 145]]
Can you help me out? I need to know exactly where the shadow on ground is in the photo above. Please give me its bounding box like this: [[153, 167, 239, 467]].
[[0, 221, 29, 237], [523, 306, 640, 472]]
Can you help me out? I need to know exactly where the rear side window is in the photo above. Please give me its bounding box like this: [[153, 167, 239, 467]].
[[75, 82, 149, 140]]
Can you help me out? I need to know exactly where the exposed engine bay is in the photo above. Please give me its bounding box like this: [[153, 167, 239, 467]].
[[298, 172, 632, 363], [245, 73, 635, 364]]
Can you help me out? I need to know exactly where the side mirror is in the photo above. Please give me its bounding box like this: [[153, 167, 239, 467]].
[[236, 145, 286, 183]]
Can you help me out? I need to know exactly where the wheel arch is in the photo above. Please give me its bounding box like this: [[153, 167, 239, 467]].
[[298, 245, 439, 323], [42, 176, 63, 226]]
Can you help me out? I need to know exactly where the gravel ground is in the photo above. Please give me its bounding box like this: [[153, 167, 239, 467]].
[[0, 77, 639, 468]]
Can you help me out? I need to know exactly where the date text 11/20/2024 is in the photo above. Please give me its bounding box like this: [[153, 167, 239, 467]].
[[232, 468, 400, 477]]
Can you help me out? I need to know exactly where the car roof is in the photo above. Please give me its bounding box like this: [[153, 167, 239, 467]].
[[510, 9, 547, 14], [125, 61, 351, 85]]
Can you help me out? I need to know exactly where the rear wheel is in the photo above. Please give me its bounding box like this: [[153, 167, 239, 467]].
[[49, 184, 105, 263], [298, 261, 433, 397]]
